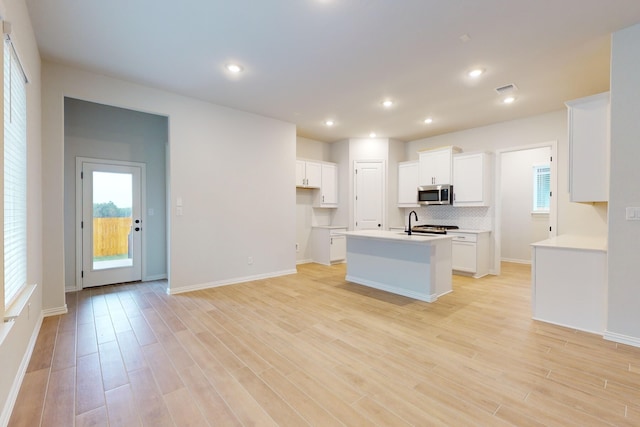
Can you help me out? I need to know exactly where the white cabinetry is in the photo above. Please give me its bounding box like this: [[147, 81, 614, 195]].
[[297, 159, 338, 208], [565, 92, 609, 202], [531, 235, 606, 333], [397, 161, 419, 207], [314, 162, 338, 208], [449, 231, 490, 278], [453, 152, 492, 207], [418, 146, 461, 186], [311, 227, 347, 265], [296, 160, 321, 188]]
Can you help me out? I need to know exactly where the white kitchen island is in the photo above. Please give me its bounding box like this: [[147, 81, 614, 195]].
[[343, 230, 453, 303]]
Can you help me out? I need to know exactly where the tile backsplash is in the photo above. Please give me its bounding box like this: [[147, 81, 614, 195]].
[[402, 206, 493, 231]]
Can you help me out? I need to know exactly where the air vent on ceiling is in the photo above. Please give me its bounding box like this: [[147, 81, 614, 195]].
[[495, 83, 518, 95]]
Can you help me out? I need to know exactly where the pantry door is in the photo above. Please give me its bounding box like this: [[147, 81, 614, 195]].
[[78, 159, 144, 288], [354, 161, 384, 230]]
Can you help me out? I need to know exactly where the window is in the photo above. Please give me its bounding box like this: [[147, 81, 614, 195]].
[[532, 164, 550, 213], [4, 35, 27, 308]]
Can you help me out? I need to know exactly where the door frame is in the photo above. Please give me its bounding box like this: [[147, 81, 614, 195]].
[[75, 157, 147, 290], [352, 160, 386, 231], [494, 140, 558, 276]]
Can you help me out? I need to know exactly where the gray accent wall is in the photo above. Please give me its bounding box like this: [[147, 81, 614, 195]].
[[63, 98, 168, 287]]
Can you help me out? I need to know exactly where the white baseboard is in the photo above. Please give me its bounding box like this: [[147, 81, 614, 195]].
[[65, 285, 78, 293], [501, 258, 532, 265], [604, 331, 640, 348], [168, 269, 297, 295], [42, 305, 68, 317], [296, 259, 313, 265], [0, 312, 43, 427], [143, 274, 167, 281]]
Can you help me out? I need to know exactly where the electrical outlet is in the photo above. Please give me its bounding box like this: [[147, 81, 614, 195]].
[[247, 256, 253, 265]]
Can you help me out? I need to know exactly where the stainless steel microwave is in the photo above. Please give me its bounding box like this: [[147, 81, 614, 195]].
[[417, 184, 453, 205]]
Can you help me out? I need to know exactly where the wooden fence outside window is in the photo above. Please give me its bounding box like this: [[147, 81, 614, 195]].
[[93, 217, 132, 257]]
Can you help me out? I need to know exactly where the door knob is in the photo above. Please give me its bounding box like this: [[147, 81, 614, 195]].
[[135, 219, 140, 224], [135, 227, 140, 232]]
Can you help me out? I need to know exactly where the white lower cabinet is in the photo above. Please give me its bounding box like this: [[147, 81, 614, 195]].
[[531, 235, 607, 334], [329, 234, 346, 262], [311, 227, 347, 265], [449, 231, 491, 278]]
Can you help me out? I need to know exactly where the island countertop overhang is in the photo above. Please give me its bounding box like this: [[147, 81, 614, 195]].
[[340, 229, 454, 244]]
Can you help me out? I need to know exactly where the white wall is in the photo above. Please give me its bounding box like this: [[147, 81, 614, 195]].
[[42, 62, 296, 301], [0, 0, 43, 423], [64, 98, 168, 287], [296, 136, 331, 161], [607, 22, 640, 343], [500, 147, 551, 263], [405, 110, 608, 238]]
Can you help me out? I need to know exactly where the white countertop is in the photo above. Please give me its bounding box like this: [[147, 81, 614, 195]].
[[449, 229, 491, 234], [531, 234, 607, 252], [342, 229, 453, 243], [312, 225, 348, 229]]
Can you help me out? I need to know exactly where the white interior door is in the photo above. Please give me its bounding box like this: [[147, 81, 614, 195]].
[[354, 161, 384, 230], [80, 161, 143, 288]]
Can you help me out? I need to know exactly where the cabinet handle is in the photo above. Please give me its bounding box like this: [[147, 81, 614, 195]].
[[330, 237, 333, 244], [323, 195, 325, 202]]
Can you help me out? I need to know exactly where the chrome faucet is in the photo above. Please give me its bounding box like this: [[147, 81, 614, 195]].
[[408, 210, 418, 235]]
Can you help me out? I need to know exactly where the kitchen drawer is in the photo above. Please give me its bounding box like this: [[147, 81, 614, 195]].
[[449, 232, 477, 243]]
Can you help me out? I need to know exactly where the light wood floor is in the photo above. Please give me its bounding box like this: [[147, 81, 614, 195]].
[[8, 262, 640, 426]]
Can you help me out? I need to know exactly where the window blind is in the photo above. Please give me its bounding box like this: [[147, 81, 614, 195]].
[[4, 36, 27, 307], [533, 165, 550, 212]]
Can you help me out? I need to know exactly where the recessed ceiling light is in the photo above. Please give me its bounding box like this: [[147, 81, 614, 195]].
[[424, 117, 433, 124], [503, 96, 516, 104], [468, 68, 484, 78], [369, 132, 376, 138], [382, 100, 393, 108], [324, 120, 335, 126], [226, 63, 243, 73]]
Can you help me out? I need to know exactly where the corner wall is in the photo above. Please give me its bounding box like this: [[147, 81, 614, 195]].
[[606, 22, 640, 343]]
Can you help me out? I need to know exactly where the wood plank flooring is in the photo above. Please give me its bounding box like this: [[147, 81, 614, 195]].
[[8, 262, 640, 426]]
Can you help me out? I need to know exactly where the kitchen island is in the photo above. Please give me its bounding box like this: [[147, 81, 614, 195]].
[[342, 230, 453, 303]]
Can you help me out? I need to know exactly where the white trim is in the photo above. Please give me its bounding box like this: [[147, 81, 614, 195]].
[[494, 141, 558, 276], [500, 257, 532, 265], [167, 269, 297, 295], [42, 305, 68, 317], [65, 285, 78, 293], [0, 312, 43, 427], [143, 273, 167, 281], [604, 331, 640, 348], [533, 316, 602, 335], [296, 259, 313, 265]]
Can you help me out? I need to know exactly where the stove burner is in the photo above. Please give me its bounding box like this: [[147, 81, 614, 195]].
[[410, 224, 459, 235]]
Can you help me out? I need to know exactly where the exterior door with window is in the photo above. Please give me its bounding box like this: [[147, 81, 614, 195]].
[[80, 161, 143, 288]]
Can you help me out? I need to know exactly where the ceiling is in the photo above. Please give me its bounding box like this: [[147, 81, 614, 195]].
[[24, 0, 640, 143]]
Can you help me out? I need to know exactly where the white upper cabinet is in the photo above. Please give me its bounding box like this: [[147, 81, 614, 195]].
[[296, 160, 321, 188], [565, 92, 610, 202], [453, 152, 493, 207], [316, 162, 338, 207], [397, 161, 419, 207], [418, 146, 461, 186]]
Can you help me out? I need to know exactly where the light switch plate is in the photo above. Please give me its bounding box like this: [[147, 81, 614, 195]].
[[625, 207, 640, 220]]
